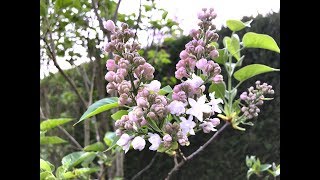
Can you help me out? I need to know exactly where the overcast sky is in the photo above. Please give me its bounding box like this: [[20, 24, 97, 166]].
[[119, 0, 280, 32], [40, 0, 280, 79]]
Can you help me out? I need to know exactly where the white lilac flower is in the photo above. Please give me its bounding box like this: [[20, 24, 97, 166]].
[[167, 100, 186, 116], [186, 95, 212, 122], [208, 92, 223, 114], [148, 133, 161, 151], [185, 73, 204, 89], [132, 136, 146, 151], [116, 133, 132, 153], [180, 116, 196, 136], [145, 80, 161, 93]]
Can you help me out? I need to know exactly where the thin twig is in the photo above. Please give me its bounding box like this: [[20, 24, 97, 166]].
[[174, 155, 178, 165], [112, 0, 122, 22], [178, 148, 187, 161], [40, 106, 46, 119], [133, 0, 142, 40], [165, 122, 230, 180], [58, 126, 83, 149], [91, 0, 108, 35], [43, 26, 90, 146], [131, 153, 158, 180], [41, 36, 87, 108]]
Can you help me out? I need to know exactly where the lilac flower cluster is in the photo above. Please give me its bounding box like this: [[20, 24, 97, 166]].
[[240, 81, 275, 119], [103, 8, 225, 154], [175, 8, 222, 84], [104, 20, 155, 106]]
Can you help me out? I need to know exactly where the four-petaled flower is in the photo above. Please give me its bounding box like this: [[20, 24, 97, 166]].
[[180, 116, 196, 136], [186, 95, 212, 122], [208, 92, 223, 114]]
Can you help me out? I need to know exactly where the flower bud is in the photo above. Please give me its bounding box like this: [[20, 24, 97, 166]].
[[103, 20, 116, 33], [132, 136, 146, 151], [210, 118, 220, 126], [210, 49, 219, 59], [179, 50, 189, 59]]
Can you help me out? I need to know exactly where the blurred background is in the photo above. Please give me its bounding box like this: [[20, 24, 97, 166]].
[[40, 0, 280, 179]]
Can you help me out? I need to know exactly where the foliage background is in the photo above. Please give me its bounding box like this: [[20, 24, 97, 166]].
[[40, 0, 279, 178]]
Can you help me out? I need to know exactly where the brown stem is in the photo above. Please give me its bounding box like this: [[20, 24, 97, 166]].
[[131, 153, 158, 180], [91, 0, 108, 35], [165, 122, 230, 180], [112, 0, 122, 22], [178, 148, 187, 161]]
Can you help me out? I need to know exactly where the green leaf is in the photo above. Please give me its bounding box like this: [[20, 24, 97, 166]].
[[40, 159, 55, 172], [224, 34, 241, 61], [84, 142, 105, 152], [104, 132, 117, 147], [208, 82, 226, 99], [111, 110, 128, 120], [146, 118, 162, 132], [159, 85, 173, 95], [226, 19, 252, 32], [144, 5, 152, 11], [157, 143, 169, 153], [54, 0, 72, 11], [246, 168, 255, 180], [260, 164, 272, 172], [234, 64, 279, 82], [213, 49, 228, 64], [40, 136, 67, 145], [62, 171, 76, 179], [40, 0, 47, 17], [242, 121, 254, 126], [40, 118, 73, 131], [243, 32, 280, 53], [73, 0, 81, 9], [62, 168, 100, 178], [209, 42, 219, 49], [162, 11, 168, 19], [62, 151, 97, 170], [55, 166, 65, 179], [74, 167, 99, 176], [170, 141, 178, 150], [232, 99, 241, 114], [76, 97, 119, 125], [40, 172, 56, 180], [261, 97, 274, 101]]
